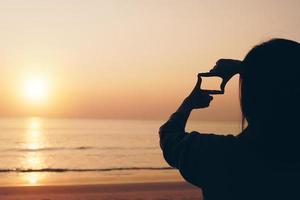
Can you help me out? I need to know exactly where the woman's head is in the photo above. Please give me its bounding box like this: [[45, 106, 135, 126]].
[[240, 38, 300, 129]]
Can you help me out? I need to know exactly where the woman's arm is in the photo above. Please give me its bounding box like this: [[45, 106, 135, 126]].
[[159, 75, 213, 168], [159, 60, 241, 189], [159, 59, 242, 168]]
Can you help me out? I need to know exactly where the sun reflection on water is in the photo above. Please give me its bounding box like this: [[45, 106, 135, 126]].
[[28, 118, 42, 130], [22, 117, 45, 185], [27, 173, 39, 185], [26, 154, 41, 167]]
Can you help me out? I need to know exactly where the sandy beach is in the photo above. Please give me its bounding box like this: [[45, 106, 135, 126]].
[[0, 159, 202, 200], [0, 181, 201, 200]]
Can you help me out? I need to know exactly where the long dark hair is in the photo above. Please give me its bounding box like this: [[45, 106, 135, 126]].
[[240, 39, 300, 132]]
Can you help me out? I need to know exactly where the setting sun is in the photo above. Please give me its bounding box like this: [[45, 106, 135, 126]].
[[23, 77, 49, 103]]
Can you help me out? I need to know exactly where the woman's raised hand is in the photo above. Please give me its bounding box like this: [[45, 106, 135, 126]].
[[183, 75, 214, 110], [199, 59, 242, 93]]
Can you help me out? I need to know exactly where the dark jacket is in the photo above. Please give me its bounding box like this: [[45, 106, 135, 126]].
[[159, 112, 300, 200]]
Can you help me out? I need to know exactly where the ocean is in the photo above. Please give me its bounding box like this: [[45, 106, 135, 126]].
[[0, 118, 240, 186]]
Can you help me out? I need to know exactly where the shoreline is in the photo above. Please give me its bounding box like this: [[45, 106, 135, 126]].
[[0, 181, 202, 200], [0, 169, 184, 186]]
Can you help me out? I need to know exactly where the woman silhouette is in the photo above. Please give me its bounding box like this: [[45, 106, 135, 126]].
[[159, 38, 300, 200]]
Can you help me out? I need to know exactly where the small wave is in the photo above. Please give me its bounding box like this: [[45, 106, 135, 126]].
[[3, 146, 94, 152], [0, 167, 173, 173], [3, 146, 157, 152]]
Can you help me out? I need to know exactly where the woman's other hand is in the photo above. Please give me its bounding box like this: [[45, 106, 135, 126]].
[[177, 75, 214, 114], [199, 59, 242, 92]]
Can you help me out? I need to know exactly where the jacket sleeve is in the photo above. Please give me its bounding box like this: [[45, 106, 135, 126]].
[[159, 112, 237, 188], [159, 112, 191, 168]]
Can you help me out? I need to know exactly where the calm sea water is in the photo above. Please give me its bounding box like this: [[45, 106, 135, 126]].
[[0, 118, 240, 185]]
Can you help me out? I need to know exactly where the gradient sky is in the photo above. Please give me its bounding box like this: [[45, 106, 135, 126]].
[[0, 0, 300, 120]]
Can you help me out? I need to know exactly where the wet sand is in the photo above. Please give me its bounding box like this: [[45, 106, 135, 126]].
[[0, 181, 202, 200]]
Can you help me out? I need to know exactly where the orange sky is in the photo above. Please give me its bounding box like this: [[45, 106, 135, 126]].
[[0, 0, 300, 120]]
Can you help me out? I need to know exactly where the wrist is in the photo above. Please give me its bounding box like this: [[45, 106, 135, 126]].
[[177, 99, 193, 114]]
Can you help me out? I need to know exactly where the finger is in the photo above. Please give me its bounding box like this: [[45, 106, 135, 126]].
[[198, 72, 218, 77], [197, 74, 202, 85], [193, 75, 202, 91], [216, 59, 226, 65], [201, 89, 224, 95], [220, 77, 230, 92], [207, 95, 214, 105], [220, 81, 226, 92], [203, 95, 214, 106]]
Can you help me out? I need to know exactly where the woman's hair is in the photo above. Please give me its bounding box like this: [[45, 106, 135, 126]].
[[240, 38, 300, 130]]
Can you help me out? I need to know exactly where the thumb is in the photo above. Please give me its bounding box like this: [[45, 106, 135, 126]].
[[193, 74, 202, 91], [220, 77, 229, 92]]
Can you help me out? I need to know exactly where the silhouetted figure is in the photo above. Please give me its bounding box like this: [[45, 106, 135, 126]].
[[159, 39, 300, 200]]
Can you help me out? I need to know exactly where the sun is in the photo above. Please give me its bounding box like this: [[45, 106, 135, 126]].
[[23, 77, 49, 103]]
